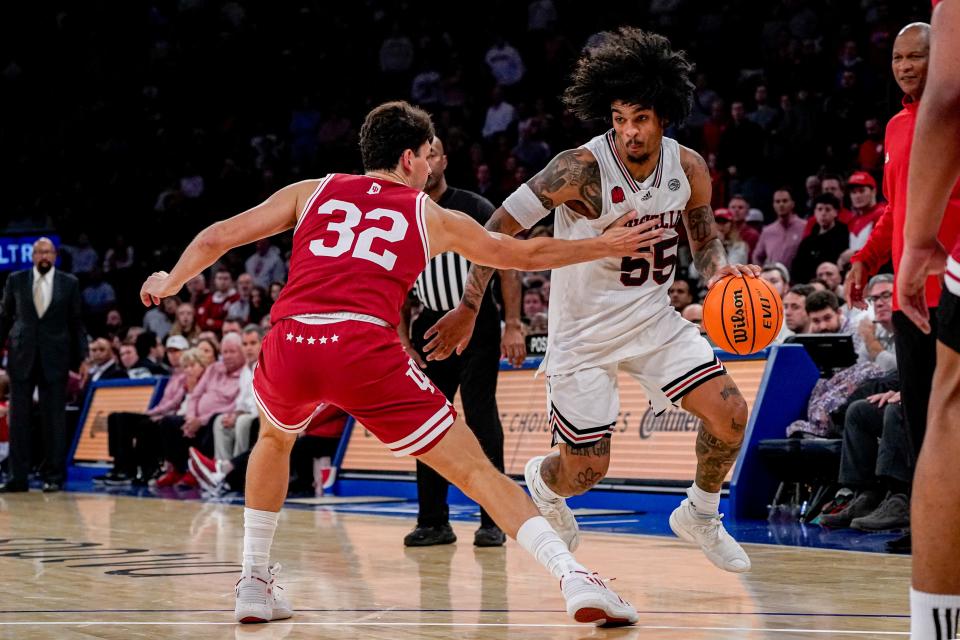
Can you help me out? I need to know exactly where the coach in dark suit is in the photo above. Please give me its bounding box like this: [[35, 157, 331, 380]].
[[0, 238, 86, 492]]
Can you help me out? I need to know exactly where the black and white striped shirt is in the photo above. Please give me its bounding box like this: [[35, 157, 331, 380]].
[[413, 187, 496, 312]]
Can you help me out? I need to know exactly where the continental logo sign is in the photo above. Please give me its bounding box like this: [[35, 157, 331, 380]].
[[342, 358, 766, 483]]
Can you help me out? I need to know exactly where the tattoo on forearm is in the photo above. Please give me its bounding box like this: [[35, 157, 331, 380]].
[[720, 384, 742, 401], [528, 149, 603, 218], [686, 205, 715, 244], [566, 438, 610, 457], [693, 238, 727, 281], [460, 214, 511, 311], [695, 427, 742, 491]]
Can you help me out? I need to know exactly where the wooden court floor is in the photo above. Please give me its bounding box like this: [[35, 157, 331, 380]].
[[0, 492, 910, 639]]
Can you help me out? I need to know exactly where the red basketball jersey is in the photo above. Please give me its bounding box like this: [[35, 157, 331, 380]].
[[270, 174, 430, 327]]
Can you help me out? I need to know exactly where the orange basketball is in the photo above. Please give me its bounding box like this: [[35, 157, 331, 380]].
[[703, 275, 783, 355]]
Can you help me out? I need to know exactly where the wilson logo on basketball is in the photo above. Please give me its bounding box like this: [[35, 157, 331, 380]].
[[611, 186, 625, 203], [730, 289, 748, 344]]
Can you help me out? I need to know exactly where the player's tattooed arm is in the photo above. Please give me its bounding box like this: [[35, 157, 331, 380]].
[[680, 146, 728, 282], [457, 209, 524, 312], [527, 148, 603, 218]]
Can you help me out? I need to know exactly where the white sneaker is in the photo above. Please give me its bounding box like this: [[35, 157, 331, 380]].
[[561, 570, 638, 626], [235, 563, 293, 623], [669, 498, 751, 573], [524, 456, 580, 551]]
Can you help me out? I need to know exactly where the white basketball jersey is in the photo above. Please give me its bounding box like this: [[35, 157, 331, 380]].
[[544, 131, 691, 375]]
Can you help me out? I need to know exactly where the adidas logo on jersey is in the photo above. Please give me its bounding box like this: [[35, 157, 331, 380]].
[[367, 183, 382, 195], [640, 191, 653, 201]]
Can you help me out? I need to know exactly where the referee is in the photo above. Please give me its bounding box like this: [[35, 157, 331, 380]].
[[399, 137, 526, 548]]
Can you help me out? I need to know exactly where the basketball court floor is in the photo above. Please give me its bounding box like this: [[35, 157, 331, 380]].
[[0, 489, 910, 639]]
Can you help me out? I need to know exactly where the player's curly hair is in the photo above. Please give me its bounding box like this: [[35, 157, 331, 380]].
[[360, 101, 435, 172], [563, 27, 694, 126]]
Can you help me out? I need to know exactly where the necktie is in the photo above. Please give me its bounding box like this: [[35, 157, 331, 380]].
[[34, 276, 47, 317]]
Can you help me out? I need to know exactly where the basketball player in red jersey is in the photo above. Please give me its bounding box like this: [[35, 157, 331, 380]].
[[896, 1, 960, 637], [141, 101, 665, 627]]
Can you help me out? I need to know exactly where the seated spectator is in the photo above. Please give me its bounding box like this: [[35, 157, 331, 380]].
[[269, 281, 284, 302], [169, 302, 200, 342], [186, 274, 209, 307], [668, 279, 696, 313], [119, 342, 140, 372], [65, 233, 99, 279], [94, 336, 191, 486], [226, 273, 255, 322], [856, 275, 897, 372], [196, 268, 239, 334], [221, 316, 244, 336], [155, 333, 245, 487], [81, 267, 117, 317], [78, 338, 126, 391], [247, 286, 271, 325], [728, 195, 760, 256], [791, 194, 850, 284], [819, 384, 911, 531], [816, 261, 844, 297], [804, 175, 822, 214], [806, 290, 850, 334], [681, 303, 706, 336], [195, 335, 220, 366], [482, 86, 517, 139], [845, 171, 887, 250], [131, 331, 170, 377], [761, 264, 795, 343], [784, 284, 816, 333], [246, 239, 287, 289], [753, 188, 806, 268], [523, 288, 547, 322], [528, 312, 549, 335], [212, 325, 262, 461], [143, 296, 179, 341]]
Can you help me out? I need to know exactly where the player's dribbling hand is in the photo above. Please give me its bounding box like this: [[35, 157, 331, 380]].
[[706, 264, 762, 289], [140, 271, 180, 306], [601, 212, 664, 257], [843, 261, 869, 310], [897, 242, 948, 334], [423, 304, 476, 361]]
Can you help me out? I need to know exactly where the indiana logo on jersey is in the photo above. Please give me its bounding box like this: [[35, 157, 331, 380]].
[[367, 182, 382, 195]]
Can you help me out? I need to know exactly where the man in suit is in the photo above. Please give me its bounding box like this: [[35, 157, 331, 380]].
[[0, 238, 86, 492]]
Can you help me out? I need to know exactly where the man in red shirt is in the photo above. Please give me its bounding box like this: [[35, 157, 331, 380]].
[[896, 1, 960, 636], [196, 267, 240, 334], [845, 171, 887, 251]]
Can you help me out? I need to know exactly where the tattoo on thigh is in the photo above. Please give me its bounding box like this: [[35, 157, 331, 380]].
[[566, 438, 610, 457], [720, 384, 742, 401], [695, 427, 742, 489], [730, 417, 746, 433]]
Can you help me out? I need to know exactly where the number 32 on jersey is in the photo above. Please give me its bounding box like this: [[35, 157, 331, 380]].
[[309, 198, 408, 270]]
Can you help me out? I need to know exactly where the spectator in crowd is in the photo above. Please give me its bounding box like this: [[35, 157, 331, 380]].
[[482, 86, 517, 139], [523, 288, 547, 321], [761, 263, 795, 343], [727, 195, 760, 255], [196, 268, 239, 334], [102, 234, 134, 273], [681, 303, 706, 336], [811, 175, 854, 230], [245, 240, 287, 290], [156, 332, 244, 488], [81, 267, 117, 316], [485, 36, 525, 87], [226, 273, 255, 322], [804, 175, 822, 214], [246, 286, 271, 325], [129, 331, 170, 377], [186, 274, 209, 307], [845, 171, 887, 250], [816, 261, 844, 297], [668, 279, 696, 313], [474, 163, 502, 205], [856, 117, 885, 176], [65, 233, 99, 279], [719, 102, 764, 184], [688, 208, 749, 282], [212, 325, 262, 461], [747, 84, 778, 131], [78, 337, 126, 391], [269, 282, 284, 302], [143, 296, 179, 341], [792, 194, 850, 284], [378, 22, 414, 74], [221, 317, 244, 336], [104, 308, 125, 345], [169, 302, 200, 342], [119, 342, 140, 372], [819, 385, 911, 531], [94, 334, 192, 486], [856, 274, 897, 372], [528, 312, 549, 335], [753, 188, 806, 268], [806, 290, 848, 334], [0, 238, 86, 493], [195, 336, 220, 366], [784, 284, 816, 333]]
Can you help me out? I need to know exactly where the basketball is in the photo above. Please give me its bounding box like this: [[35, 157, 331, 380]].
[[703, 275, 783, 355]]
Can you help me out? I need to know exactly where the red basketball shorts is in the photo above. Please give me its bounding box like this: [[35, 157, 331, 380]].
[[252, 318, 456, 457]]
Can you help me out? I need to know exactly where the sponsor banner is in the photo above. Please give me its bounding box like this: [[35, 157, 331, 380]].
[[73, 384, 158, 463], [0, 234, 61, 272], [342, 358, 766, 483]]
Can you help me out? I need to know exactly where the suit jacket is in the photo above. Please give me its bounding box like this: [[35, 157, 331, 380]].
[[0, 269, 86, 382]]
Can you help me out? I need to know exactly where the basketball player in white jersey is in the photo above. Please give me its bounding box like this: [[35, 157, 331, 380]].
[[425, 28, 761, 573]]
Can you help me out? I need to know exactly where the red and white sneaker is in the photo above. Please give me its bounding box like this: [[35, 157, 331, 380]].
[[153, 468, 182, 488], [175, 471, 198, 489], [188, 447, 227, 492], [235, 563, 293, 623], [560, 571, 638, 627]]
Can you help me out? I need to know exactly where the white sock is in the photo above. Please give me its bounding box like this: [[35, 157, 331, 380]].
[[911, 587, 960, 639], [517, 516, 586, 580], [243, 508, 279, 576], [687, 483, 721, 518], [531, 461, 564, 502]]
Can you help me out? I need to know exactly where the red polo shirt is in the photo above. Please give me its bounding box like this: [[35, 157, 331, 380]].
[[852, 96, 960, 310]]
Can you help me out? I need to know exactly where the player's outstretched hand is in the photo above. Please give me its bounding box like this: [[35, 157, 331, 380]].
[[897, 242, 948, 334], [140, 271, 179, 306], [843, 261, 869, 310], [706, 263, 762, 289], [600, 212, 664, 257], [423, 304, 477, 362]]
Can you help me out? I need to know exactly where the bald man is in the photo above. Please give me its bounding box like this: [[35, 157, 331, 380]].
[[0, 238, 86, 492]]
